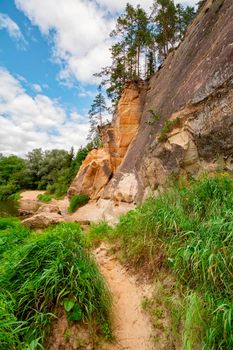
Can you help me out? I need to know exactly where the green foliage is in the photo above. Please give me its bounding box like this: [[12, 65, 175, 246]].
[[158, 117, 181, 142], [37, 193, 52, 203], [0, 218, 30, 257], [176, 4, 195, 39], [0, 155, 27, 199], [0, 221, 111, 349], [0, 144, 92, 200], [87, 221, 113, 247], [68, 194, 89, 213], [153, 0, 177, 60], [91, 175, 233, 349], [96, 1, 196, 105]]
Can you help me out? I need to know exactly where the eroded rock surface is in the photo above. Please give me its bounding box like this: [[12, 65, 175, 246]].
[[68, 82, 146, 200]]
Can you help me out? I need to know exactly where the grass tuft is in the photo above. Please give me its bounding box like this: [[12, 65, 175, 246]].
[[158, 117, 181, 142], [68, 193, 89, 213], [37, 193, 52, 203]]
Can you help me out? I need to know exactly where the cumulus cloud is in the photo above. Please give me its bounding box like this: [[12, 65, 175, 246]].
[[15, 0, 196, 84], [0, 67, 89, 155], [0, 13, 27, 49], [15, 0, 112, 83]]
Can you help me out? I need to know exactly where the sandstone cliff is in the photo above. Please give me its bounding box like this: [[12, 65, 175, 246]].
[[69, 0, 233, 204], [68, 82, 146, 199]]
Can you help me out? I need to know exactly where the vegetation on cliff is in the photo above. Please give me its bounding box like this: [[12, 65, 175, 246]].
[[68, 194, 90, 213], [0, 220, 111, 349], [88, 174, 233, 349], [0, 144, 92, 199]]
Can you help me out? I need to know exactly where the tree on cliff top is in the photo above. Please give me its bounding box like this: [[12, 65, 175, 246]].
[[95, 1, 196, 107], [87, 85, 109, 148], [96, 4, 153, 105]]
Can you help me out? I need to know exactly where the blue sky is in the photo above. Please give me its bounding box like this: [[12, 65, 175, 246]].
[[0, 0, 196, 155]]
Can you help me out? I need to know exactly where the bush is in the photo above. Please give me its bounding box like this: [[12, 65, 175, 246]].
[[68, 194, 89, 213], [37, 193, 52, 203], [0, 222, 111, 348]]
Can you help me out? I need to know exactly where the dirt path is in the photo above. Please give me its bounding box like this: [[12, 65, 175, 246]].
[[95, 244, 154, 350]]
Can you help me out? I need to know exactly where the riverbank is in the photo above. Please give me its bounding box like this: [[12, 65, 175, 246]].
[[18, 190, 134, 229]]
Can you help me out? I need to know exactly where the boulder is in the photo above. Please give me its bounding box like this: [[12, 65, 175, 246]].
[[68, 148, 112, 199], [22, 212, 64, 229], [37, 204, 61, 214]]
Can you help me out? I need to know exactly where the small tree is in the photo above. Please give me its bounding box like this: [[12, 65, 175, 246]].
[[87, 85, 109, 147]]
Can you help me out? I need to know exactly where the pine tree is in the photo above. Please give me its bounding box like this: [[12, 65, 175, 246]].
[[94, 1, 196, 108], [97, 4, 154, 105], [87, 85, 109, 148], [176, 4, 195, 39], [152, 0, 177, 60]]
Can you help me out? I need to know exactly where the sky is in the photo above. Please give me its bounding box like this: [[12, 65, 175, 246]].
[[0, 0, 197, 156]]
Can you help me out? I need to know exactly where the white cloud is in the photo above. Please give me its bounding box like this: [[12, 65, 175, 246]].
[[15, 0, 197, 84], [32, 83, 42, 93], [0, 13, 27, 49], [0, 67, 89, 155], [15, 0, 113, 84]]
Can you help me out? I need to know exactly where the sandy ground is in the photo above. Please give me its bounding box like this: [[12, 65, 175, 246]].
[[20, 190, 45, 201], [95, 244, 154, 350]]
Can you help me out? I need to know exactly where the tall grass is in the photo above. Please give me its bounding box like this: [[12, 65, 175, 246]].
[[0, 220, 111, 349], [89, 174, 233, 349], [0, 217, 30, 257]]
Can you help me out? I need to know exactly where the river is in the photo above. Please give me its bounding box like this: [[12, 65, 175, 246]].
[[0, 200, 19, 217]]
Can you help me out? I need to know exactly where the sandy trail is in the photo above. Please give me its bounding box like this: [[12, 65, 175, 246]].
[[95, 244, 153, 350]]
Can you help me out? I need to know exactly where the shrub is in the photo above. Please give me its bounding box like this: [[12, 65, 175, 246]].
[[68, 194, 89, 213], [37, 193, 52, 203], [158, 117, 181, 142]]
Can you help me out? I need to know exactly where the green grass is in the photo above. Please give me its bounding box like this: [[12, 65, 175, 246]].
[[0, 220, 111, 349], [0, 218, 30, 257], [37, 193, 52, 203], [68, 193, 89, 213], [87, 174, 233, 349]]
